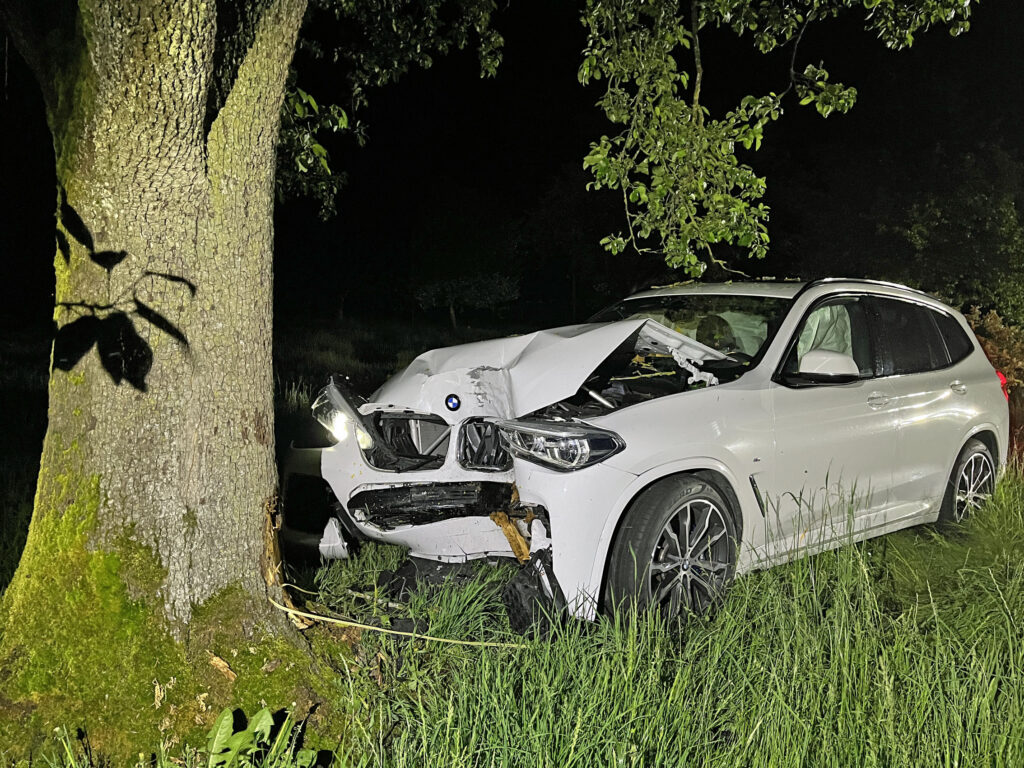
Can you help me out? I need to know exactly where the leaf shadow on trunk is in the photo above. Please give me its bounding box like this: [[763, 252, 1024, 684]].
[[53, 193, 196, 392]]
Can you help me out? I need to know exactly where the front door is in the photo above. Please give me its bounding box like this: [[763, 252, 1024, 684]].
[[764, 294, 898, 556]]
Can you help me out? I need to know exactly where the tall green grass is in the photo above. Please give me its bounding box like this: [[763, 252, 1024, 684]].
[[301, 471, 1024, 767]]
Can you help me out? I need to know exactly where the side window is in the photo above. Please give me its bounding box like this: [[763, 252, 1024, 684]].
[[932, 310, 975, 365], [873, 298, 950, 375], [782, 296, 876, 378]]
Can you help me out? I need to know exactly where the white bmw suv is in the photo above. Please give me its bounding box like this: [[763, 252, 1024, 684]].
[[286, 279, 1009, 621]]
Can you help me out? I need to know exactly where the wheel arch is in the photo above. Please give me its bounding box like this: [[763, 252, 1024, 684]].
[[593, 462, 748, 613], [970, 428, 999, 466], [944, 424, 1003, 484], [938, 426, 1001, 524]]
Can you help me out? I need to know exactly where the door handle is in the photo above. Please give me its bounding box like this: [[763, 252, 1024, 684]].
[[950, 380, 968, 395], [867, 392, 890, 409]]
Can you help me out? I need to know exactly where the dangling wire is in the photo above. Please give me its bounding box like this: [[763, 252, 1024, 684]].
[[268, 596, 528, 650]]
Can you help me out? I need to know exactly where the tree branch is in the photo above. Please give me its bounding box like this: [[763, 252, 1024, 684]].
[[780, 11, 814, 99], [203, 0, 277, 138], [690, 0, 703, 116]]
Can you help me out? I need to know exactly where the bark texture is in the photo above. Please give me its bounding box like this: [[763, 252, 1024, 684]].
[[0, 0, 310, 751]]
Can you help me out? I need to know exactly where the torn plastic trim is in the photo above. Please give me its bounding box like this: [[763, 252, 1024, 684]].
[[315, 375, 453, 472], [458, 418, 513, 471], [369, 410, 450, 471], [347, 481, 514, 530], [502, 548, 567, 635]]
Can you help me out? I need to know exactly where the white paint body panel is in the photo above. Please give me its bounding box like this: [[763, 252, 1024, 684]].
[[313, 280, 1010, 619]]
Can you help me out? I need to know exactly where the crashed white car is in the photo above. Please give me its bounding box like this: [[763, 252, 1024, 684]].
[[285, 279, 1009, 620]]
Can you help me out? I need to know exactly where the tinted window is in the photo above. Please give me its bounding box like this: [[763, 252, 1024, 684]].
[[933, 310, 974, 364], [873, 298, 950, 375], [781, 296, 876, 378]]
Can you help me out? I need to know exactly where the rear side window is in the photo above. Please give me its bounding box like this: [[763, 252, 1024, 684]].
[[872, 297, 950, 375], [933, 311, 974, 364]]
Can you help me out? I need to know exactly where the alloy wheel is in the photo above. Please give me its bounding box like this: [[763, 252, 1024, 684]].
[[649, 498, 733, 617], [954, 451, 995, 522]]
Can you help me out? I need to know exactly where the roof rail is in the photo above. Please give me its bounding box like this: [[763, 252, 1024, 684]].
[[793, 277, 936, 301]]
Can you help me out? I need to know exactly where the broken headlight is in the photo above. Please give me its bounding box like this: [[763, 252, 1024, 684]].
[[498, 419, 624, 472], [312, 384, 374, 450]]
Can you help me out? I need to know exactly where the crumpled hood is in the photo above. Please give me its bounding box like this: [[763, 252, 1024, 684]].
[[368, 319, 724, 423]]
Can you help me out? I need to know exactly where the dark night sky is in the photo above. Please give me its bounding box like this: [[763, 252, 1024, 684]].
[[2, 1, 1023, 332]]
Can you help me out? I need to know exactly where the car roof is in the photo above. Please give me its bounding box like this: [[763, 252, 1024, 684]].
[[626, 281, 807, 301], [624, 278, 944, 306]]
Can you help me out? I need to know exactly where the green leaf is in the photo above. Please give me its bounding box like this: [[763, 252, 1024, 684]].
[[225, 729, 256, 756], [207, 709, 234, 762], [249, 708, 274, 743]]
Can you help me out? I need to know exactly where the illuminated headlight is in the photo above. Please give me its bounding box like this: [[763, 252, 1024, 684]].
[[497, 419, 624, 472], [312, 388, 374, 449]]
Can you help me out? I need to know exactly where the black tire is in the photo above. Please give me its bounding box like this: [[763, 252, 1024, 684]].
[[604, 474, 739, 619], [938, 438, 996, 525]]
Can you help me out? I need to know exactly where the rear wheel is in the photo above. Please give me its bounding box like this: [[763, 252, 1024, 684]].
[[938, 438, 996, 525], [605, 475, 738, 619]]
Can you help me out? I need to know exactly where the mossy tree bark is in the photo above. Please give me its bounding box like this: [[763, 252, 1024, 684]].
[[0, 0, 312, 752]]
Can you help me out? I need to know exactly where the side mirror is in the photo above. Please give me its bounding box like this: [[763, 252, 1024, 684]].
[[795, 349, 860, 384]]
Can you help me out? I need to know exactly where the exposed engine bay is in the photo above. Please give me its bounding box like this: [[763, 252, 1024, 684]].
[[530, 325, 752, 421], [320, 320, 752, 473]]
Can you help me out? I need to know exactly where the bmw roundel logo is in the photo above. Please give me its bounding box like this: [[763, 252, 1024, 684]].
[[445, 394, 461, 412]]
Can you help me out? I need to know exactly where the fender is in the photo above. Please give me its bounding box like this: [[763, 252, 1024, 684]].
[[585, 455, 758, 604]]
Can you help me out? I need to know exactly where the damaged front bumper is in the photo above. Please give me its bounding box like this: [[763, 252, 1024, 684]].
[[285, 376, 639, 621], [302, 374, 524, 559]]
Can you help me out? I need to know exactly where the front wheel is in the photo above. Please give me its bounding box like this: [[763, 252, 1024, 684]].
[[938, 438, 996, 525], [604, 475, 738, 619]]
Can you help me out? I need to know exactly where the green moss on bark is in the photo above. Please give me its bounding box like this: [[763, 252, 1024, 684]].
[[0, 468, 185, 755], [0, 471, 325, 758]]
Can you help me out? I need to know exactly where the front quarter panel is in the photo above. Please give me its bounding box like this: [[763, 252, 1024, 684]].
[[514, 377, 774, 618], [598, 378, 773, 482]]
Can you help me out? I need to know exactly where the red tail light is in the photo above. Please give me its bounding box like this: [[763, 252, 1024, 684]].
[[997, 370, 1010, 401]]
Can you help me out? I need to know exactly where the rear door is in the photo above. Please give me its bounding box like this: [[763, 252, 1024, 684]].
[[766, 294, 898, 552], [870, 297, 978, 515]]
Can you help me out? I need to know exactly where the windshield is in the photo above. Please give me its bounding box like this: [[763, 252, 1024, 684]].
[[591, 294, 792, 359]]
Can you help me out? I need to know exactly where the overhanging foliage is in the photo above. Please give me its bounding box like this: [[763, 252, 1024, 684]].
[[579, 0, 975, 274]]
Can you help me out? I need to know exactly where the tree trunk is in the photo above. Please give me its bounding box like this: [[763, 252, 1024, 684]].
[[0, 0, 310, 753], [449, 301, 458, 329]]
